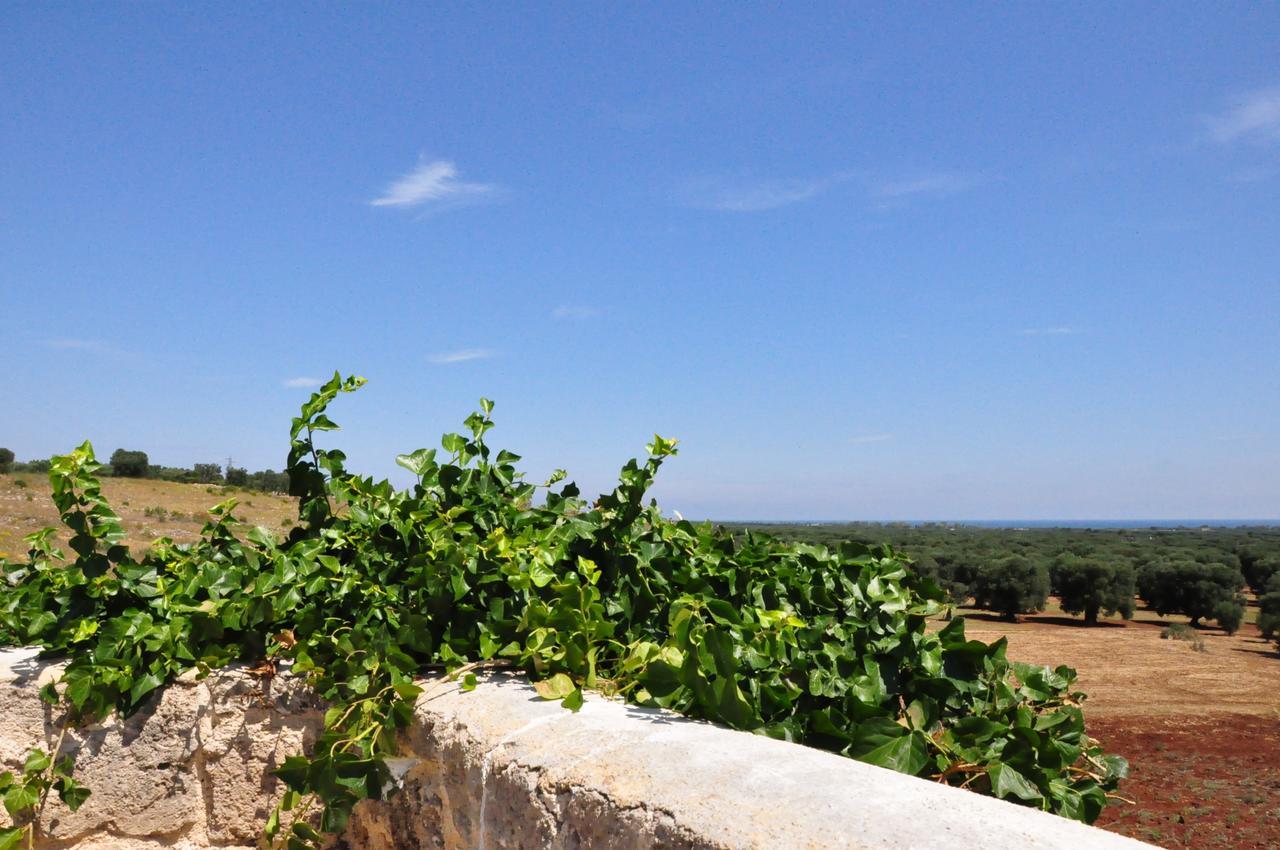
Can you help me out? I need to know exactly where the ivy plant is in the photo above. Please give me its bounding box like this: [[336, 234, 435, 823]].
[[0, 374, 1126, 847], [0, 747, 88, 850]]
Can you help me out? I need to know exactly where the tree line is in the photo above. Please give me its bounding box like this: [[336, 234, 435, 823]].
[[730, 522, 1280, 640], [0, 446, 289, 493], [7, 443, 1279, 646]]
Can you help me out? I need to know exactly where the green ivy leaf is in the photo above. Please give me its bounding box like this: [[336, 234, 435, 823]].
[[561, 688, 584, 712], [395, 449, 437, 477], [3, 785, 39, 820], [22, 750, 50, 775], [264, 808, 281, 838], [56, 776, 91, 812], [851, 727, 929, 775], [0, 827, 27, 850], [989, 762, 1044, 802], [532, 673, 576, 701], [528, 560, 556, 588], [129, 672, 165, 706]]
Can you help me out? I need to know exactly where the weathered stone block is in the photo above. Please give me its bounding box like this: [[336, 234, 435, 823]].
[[0, 649, 1156, 850]]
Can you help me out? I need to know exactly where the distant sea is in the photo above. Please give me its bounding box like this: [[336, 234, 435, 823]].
[[732, 519, 1280, 530], [956, 519, 1280, 529]]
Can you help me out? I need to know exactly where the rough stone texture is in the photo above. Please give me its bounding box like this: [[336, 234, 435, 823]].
[[0, 649, 1158, 849], [0, 647, 322, 849]]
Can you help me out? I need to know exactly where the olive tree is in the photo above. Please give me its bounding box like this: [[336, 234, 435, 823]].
[[1238, 547, 1280, 595], [193, 463, 223, 484], [971, 556, 1050, 621], [1137, 560, 1245, 633], [907, 554, 973, 607], [1051, 555, 1135, 625], [1258, 572, 1280, 645], [108, 448, 149, 478]]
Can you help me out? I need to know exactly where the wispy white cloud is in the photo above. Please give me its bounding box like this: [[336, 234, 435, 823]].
[[551, 305, 598, 320], [1017, 327, 1082, 337], [702, 178, 828, 212], [43, 338, 122, 355], [44, 338, 102, 351], [370, 157, 497, 209], [681, 168, 984, 212], [1204, 87, 1280, 145], [681, 172, 856, 212], [850, 433, 894, 445], [1226, 165, 1276, 184], [874, 172, 984, 199], [428, 348, 496, 365], [283, 377, 324, 388]]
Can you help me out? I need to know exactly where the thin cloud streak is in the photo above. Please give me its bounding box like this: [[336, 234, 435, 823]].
[[551, 305, 598, 320], [44, 338, 104, 351], [682, 169, 983, 212], [42, 338, 123, 355], [1017, 327, 1082, 336], [1204, 87, 1280, 145], [703, 178, 828, 211], [850, 433, 894, 445], [370, 158, 497, 209], [283, 377, 324, 388], [682, 172, 857, 212], [874, 173, 983, 198], [428, 348, 496, 364], [1226, 166, 1276, 183]]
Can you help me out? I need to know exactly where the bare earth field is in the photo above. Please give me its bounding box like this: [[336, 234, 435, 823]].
[[959, 607, 1280, 849], [0, 472, 297, 558], [2, 476, 1276, 848]]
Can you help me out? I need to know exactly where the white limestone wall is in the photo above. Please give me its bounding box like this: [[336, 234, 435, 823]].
[[0, 648, 1157, 850]]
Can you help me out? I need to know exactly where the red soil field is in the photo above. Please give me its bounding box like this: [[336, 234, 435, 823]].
[[959, 609, 1280, 848]]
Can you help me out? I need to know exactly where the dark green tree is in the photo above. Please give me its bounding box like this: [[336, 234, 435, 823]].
[[108, 449, 149, 477], [1257, 572, 1280, 645], [1239, 548, 1280, 596], [0, 448, 13, 474], [1137, 560, 1245, 632], [247, 469, 289, 492], [1051, 555, 1136, 625], [193, 463, 222, 484], [1211, 599, 1244, 635], [971, 556, 1050, 621]]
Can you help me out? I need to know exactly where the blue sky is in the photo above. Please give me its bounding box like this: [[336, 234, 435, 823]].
[[3, 4, 1279, 520]]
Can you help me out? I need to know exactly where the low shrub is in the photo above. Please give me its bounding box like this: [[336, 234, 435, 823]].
[[1160, 623, 1206, 652]]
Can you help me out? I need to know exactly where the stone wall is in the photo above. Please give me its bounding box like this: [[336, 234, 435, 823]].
[[0, 647, 1156, 850]]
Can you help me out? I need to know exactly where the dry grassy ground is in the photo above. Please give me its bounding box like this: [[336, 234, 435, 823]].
[[0, 472, 297, 558], [956, 604, 1280, 718], [956, 605, 1280, 849]]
